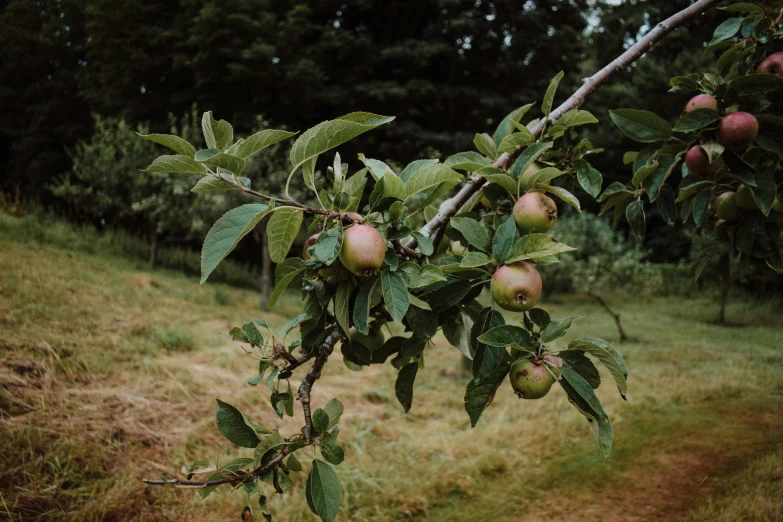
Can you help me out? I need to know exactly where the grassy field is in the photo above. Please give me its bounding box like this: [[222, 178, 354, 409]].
[[1, 217, 782, 521]]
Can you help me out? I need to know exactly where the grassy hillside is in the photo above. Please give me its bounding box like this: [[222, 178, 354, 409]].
[[1, 216, 782, 521]]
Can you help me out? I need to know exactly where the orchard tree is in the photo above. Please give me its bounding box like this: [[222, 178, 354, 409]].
[[140, 1, 721, 520], [602, 4, 783, 324]]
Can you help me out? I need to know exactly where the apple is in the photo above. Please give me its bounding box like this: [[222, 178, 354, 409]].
[[714, 192, 742, 222], [509, 358, 555, 399], [758, 52, 783, 76], [685, 94, 718, 112], [490, 261, 543, 312], [684, 146, 712, 176], [512, 192, 558, 234], [735, 184, 757, 211], [339, 224, 387, 276], [717, 112, 758, 150]]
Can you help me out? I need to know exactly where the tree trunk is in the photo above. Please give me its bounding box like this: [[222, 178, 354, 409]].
[[587, 291, 628, 343]]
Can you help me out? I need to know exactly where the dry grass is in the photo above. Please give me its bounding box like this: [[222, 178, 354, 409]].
[[1, 222, 782, 521]]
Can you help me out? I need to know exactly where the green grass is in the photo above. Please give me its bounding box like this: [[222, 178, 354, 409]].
[[1, 214, 782, 521]]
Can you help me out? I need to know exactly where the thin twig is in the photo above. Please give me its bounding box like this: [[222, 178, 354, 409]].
[[406, 0, 721, 249]]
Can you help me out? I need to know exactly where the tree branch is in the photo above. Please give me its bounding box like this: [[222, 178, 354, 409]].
[[298, 327, 342, 441], [213, 170, 360, 225], [586, 291, 628, 343], [406, 0, 721, 249]]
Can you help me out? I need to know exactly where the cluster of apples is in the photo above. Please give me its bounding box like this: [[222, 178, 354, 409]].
[[488, 188, 563, 399], [684, 53, 783, 236]]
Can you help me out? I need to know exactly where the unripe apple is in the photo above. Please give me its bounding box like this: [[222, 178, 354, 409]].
[[735, 184, 757, 211], [773, 196, 783, 214], [512, 192, 557, 234], [717, 112, 758, 150], [714, 219, 730, 245], [339, 224, 386, 276], [758, 52, 783, 76], [348, 326, 385, 352], [450, 240, 468, 256], [480, 196, 495, 210], [684, 146, 712, 176], [685, 94, 718, 112], [303, 233, 320, 261], [490, 261, 543, 312], [714, 192, 742, 222], [509, 358, 555, 399]]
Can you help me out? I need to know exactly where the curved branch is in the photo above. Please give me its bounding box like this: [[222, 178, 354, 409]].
[[298, 327, 342, 441], [406, 0, 721, 249]]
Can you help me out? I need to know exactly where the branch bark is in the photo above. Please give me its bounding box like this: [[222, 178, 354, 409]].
[[406, 0, 721, 249], [298, 327, 342, 441]]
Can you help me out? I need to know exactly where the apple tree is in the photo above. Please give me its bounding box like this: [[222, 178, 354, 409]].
[[602, 3, 783, 323], [140, 1, 722, 520]]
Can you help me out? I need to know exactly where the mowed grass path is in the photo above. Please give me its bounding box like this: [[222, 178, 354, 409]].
[[1, 236, 782, 521]]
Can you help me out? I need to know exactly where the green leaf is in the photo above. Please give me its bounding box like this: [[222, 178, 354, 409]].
[[719, 2, 763, 14], [324, 398, 344, 430], [290, 113, 394, 174], [313, 225, 343, 265], [609, 109, 672, 143], [541, 71, 565, 117], [400, 159, 439, 185], [710, 17, 743, 45], [474, 133, 499, 159], [395, 362, 418, 413], [477, 325, 533, 348], [141, 154, 207, 175], [398, 263, 446, 289], [522, 167, 565, 192], [199, 458, 255, 498], [729, 73, 783, 95], [137, 133, 196, 157], [493, 103, 535, 147], [481, 170, 517, 197], [510, 142, 553, 179], [565, 337, 628, 399], [692, 189, 712, 227], [202, 203, 273, 283], [312, 408, 330, 434], [191, 175, 250, 192], [757, 135, 783, 161], [353, 282, 374, 335], [625, 200, 645, 241], [266, 207, 303, 263], [202, 111, 233, 150], [506, 234, 576, 263], [540, 315, 583, 343], [334, 282, 351, 336], [306, 460, 341, 522], [560, 351, 600, 389], [529, 308, 551, 328], [450, 217, 491, 253], [358, 154, 396, 180], [464, 365, 509, 427], [559, 373, 613, 459], [576, 160, 603, 198], [215, 399, 261, 448], [404, 164, 463, 200], [444, 151, 492, 173], [492, 216, 518, 263], [381, 271, 410, 323], [235, 129, 297, 159], [498, 130, 535, 153], [556, 109, 598, 128], [320, 441, 345, 465], [460, 252, 493, 268], [672, 109, 721, 133], [268, 266, 306, 308], [194, 149, 246, 174]]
